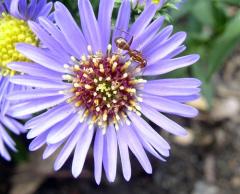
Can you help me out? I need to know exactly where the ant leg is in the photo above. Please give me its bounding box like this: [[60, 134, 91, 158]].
[[129, 36, 134, 47]]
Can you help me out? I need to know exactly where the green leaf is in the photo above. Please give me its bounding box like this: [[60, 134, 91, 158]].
[[207, 10, 240, 80]]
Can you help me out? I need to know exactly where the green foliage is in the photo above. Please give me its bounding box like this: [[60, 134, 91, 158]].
[[171, 0, 240, 105]]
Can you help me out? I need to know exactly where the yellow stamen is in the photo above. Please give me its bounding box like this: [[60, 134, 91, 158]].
[[0, 13, 38, 76]]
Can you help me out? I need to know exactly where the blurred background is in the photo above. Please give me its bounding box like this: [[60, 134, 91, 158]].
[[1, 0, 240, 194]]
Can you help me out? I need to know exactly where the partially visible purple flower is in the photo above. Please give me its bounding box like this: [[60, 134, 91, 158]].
[[131, 0, 167, 8], [9, 0, 200, 183], [0, 0, 52, 160]]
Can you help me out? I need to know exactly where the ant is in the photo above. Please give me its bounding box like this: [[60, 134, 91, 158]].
[[114, 33, 147, 70]]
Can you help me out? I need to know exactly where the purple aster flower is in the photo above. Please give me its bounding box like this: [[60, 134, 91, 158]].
[[0, 0, 52, 160], [8, 0, 200, 183]]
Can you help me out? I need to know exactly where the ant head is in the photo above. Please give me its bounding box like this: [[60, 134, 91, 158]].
[[114, 37, 129, 50]]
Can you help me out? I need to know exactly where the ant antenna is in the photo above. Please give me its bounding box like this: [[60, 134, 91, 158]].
[[115, 28, 133, 37]]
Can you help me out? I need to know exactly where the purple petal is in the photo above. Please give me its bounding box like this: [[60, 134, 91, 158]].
[[28, 21, 70, 61], [78, 0, 102, 51], [10, 75, 70, 89], [29, 131, 48, 151], [142, 25, 173, 55], [8, 62, 62, 80], [112, 0, 131, 51], [46, 113, 80, 144], [146, 32, 187, 63], [16, 43, 68, 73], [131, 16, 165, 50], [129, 4, 157, 39], [72, 127, 94, 178], [141, 94, 199, 117], [94, 128, 104, 184], [122, 124, 152, 174], [103, 124, 117, 182], [117, 128, 131, 181], [128, 112, 170, 152], [98, 0, 114, 52], [26, 104, 74, 139], [38, 17, 79, 57], [7, 89, 62, 102], [143, 54, 200, 76], [54, 2, 87, 58], [8, 96, 68, 118], [54, 124, 86, 170], [43, 140, 64, 159], [141, 103, 187, 136]]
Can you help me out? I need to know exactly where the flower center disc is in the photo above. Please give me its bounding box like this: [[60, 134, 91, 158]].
[[64, 47, 145, 131], [0, 13, 38, 76]]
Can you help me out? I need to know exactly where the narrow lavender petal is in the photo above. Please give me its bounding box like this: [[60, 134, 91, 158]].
[[26, 104, 74, 139], [146, 32, 187, 63], [142, 25, 173, 55], [166, 94, 201, 103], [16, 43, 68, 73], [0, 76, 9, 103], [38, 17, 79, 57], [127, 116, 170, 157], [0, 137, 11, 161], [140, 85, 200, 96], [25, 103, 72, 129], [8, 62, 62, 80], [141, 94, 199, 117], [7, 89, 63, 102], [54, 2, 87, 58], [131, 16, 165, 50], [54, 124, 85, 170], [163, 45, 186, 60], [26, 0, 37, 20], [8, 96, 68, 118], [0, 115, 20, 135], [94, 128, 104, 185], [3, 0, 11, 11], [112, 0, 131, 51], [0, 81, 14, 116], [0, 124, 16, 152], [103, 124, 117, 182], [129, 4, 157, 39], [141, 103, 187, 136], [10, 75, 70, 89], [18, 0, 27, 18], [47, 113, 80, 144], [145, 78, 201, 88], [117, 127, 131, 181], [134, 128, 166, 161], [7, 117, 26, 133], [72, 128, 94, 178], [122, 124, 152, 174], [28, 21, 70, 61], [143, 54, 200, 76], [35, 2, 53, 19], [43, 140, 64, 159], [78, 0, 102, 52], [128, 112, 170, 151], [98, 0, 114, 52], [0, 3, 6, 13], [29, 131, 48, 151], [10, 0, 22, 19]]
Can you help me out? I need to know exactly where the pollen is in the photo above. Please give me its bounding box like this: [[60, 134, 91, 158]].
[[62, 45, 145, 132], [0, 13, 38, 76]]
